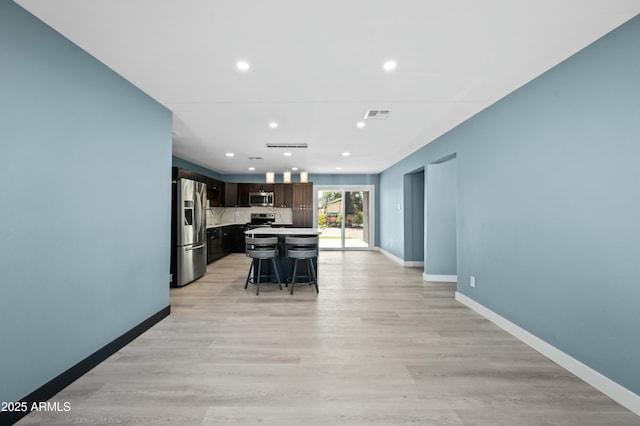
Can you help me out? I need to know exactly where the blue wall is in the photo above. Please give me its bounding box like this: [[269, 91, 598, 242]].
[[0, 1, 172, 403], [379, 15, 640, 394], [426, 159, 457, 275]]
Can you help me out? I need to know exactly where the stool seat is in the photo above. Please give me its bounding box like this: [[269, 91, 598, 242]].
[[284, 236, 319, 245], [245, 236, 282, 295], [287, 248, 317, 259], [246, 236, 278, 247], [246, 248, 277, 259], [284, 236, 319, 295]]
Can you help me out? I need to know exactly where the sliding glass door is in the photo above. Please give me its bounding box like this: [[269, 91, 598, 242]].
[[315, 186, 374, 250]]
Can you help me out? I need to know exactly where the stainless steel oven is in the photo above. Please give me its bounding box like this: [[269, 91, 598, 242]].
[[249, 191, 274, 207], [247, 213, 275, 229]]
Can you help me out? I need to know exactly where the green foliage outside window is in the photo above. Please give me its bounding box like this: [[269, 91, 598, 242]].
[[318, 212, 327, 228]]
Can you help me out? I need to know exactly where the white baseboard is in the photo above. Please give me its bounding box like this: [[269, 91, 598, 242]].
[[377, 247, 423, 267], [424, 273, 457, 283], [455, 291, 640, 416], [377, 247, 403, 265]]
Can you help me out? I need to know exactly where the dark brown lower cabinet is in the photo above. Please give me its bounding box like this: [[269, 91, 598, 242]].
[[207, 228, 223, 263], [231, 225, 246, 253], [208, 226, 245, 263]]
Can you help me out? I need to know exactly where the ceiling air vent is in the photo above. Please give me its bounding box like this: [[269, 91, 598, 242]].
[[248, 156, 263, 160], [265, 143, 308, 149], [364, 109, 391, 120]]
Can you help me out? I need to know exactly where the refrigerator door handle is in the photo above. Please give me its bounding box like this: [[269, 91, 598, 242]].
[[185, 244, 206, 251], [194, 189, 202, 237]]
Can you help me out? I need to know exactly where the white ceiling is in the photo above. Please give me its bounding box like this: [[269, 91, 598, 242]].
[[16, 0, 640, 175]]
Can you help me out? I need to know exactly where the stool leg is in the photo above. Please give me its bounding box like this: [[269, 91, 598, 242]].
[[309, 258, 318, 293], [245, 259, 254, 289], [284, 256, 289, 288], [272, 257, 282, 290], [290, 259, 298, 295], [256, 259, 262, 295]]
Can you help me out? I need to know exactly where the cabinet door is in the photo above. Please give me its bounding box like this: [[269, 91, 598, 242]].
[[225, 183, 238, 207], [302, 182, 313, 208], [292, 183, 303, 208], [274, 183, 284, 207], [292, 183, 314, 227], [293, 209, 314, 228], [292, 182, 312, 207], [283, 184, 293, 207], [232, 225, 246, 253], [292, 208, 304, 228], [207, 228, 223, 262], [222, 226, 233, 254], [176, 168, 193, 180], [237, 183, 250, 207], [207, 179, 224, 207], [274, 183, 293, 207], [295, 203, 314, 227], [292, 184, 301, 226], [218, 180, 226, 207], [207, 229, 215, 263], [303, 208, 314, 228], [249, 183, 274, 193]]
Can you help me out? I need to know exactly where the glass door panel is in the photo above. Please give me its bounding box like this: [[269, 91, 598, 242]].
[[344, 191, 369, 248], [317, 190, 343, 249], [317, 189, 370, 249]]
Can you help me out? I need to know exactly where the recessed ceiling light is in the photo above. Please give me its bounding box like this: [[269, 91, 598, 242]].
[[225, 152, 234, 157], [248, 167, 255, 171], [336, 167, 342, 170], [236, 60, 250, 71], [383, 60, 397, 71], [356, 122, 365, 128], [292, 167, 299, 171], [342, 152, 351, 156], [284, 152, 292, 157], [269, 122, 278, 129]]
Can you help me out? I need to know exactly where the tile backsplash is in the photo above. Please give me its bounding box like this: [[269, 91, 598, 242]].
[[206, 207, 293, 225]]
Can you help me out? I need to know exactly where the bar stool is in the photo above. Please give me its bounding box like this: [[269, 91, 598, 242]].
[[285, 236, 319, 295], [245, 236, 282, 295]]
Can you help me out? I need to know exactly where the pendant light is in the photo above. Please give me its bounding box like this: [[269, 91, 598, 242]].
[[265, 171, 275, 184]]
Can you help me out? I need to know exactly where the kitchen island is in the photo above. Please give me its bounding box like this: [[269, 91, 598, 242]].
[[244, 227, 321, 237], [244, 228, 321, 292]]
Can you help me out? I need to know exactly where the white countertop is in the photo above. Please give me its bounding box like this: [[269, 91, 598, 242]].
[[244, 228, 321, 235], [206, 222, 241, 229], [207, 222, 295, 229]]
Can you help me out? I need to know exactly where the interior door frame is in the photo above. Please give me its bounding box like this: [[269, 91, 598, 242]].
[[313, 185, 375, 251]]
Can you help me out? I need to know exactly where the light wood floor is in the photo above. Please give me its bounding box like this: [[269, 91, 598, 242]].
[[19, 252, 638, 425]]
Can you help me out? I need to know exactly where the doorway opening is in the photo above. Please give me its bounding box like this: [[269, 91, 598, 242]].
[[424, 154, 457, 282], [403, 168, 425, 266], [314, 186, 375, 250]]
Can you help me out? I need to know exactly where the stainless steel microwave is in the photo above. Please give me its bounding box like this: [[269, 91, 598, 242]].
[[249, 191, 274, 207]]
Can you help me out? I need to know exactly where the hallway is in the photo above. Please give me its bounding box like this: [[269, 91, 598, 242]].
[[19, 252, 638, 425]]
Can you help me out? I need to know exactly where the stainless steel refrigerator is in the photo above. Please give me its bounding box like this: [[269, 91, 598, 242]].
[[175, 178, 207, 287]]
